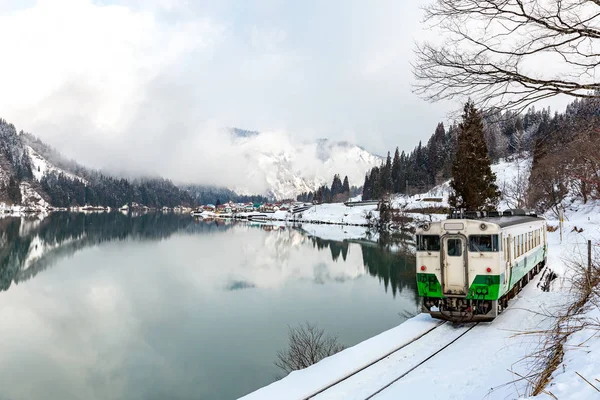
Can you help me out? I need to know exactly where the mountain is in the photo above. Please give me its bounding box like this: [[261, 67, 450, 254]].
[[228, 129, 382, 199], [0, 118, 382, 209], [0, 119, 197, 210]]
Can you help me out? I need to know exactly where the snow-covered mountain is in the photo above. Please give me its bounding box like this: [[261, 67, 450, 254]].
[[1, 116, 382, 209], [228, 129, 382, 199]]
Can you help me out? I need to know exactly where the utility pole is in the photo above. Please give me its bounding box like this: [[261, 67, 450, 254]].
[[588, 240, 592, 275], [559, 209, 564, 243]]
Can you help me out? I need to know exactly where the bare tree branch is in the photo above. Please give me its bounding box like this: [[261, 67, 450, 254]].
[[414, 0, 600, 111], [274, 322, 345, 376]]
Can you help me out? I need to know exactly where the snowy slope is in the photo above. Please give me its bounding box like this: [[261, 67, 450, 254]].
[[392, 156, 532, 211], [229, 130, 381, 199], [26, 145, 86, 183]]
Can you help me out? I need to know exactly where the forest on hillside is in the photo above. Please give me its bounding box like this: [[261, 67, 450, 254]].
[[362, 96, 600, 213], [0, 121, 267, 208]]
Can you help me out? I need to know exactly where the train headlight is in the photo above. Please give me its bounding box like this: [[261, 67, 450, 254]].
[[479, 223, 487, 231], [486, 267, 492, 273], [420, 265, 426, 271], [422, 223, 430, 231]]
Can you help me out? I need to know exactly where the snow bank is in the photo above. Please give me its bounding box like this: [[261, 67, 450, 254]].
[[296, 203, 377, 226], [525, 302, 600, 400]]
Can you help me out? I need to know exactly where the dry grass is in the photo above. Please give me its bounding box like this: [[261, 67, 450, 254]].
[[526, 255, 600, 396], [546, 225, 559, 232]]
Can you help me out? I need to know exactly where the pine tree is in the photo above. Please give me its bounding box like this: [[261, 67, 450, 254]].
[[370, 167, 382, 199], [391, 147, 401, 193], [449, 101, 500, 210], [362, 173, 372, 200], [379, 152, 393, 195], [427, 123, 445, 184], [331, 174, 343, 197], [342, 175, 350, 201]]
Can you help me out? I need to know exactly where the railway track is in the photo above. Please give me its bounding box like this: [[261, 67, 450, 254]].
[[307, 322, 479, 400], [364, 322, 479, 399]]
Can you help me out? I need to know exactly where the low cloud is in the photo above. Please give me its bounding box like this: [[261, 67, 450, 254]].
[[2, 0, 456, 189]]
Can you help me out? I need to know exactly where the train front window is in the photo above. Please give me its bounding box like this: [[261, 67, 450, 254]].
[[417, 235, 441, 251], [469, 235, 499, 252], [447, 238, 462, 257]]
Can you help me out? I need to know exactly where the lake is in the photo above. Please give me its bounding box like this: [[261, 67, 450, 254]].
[[0, 213, 418, 399]]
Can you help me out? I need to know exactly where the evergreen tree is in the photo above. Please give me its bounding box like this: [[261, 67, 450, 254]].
[[362, 173, 372, 200], [391, 147, 401, 193], [7, 177, 21, 204], [449, 101, 500, 210], [331, 174, 343, 197], [370, 167, 381, 199], [379, 152, 393, 195], [398, 151, 407, 193], [342, 176, 350, 197], [427, 123, 445, 184]]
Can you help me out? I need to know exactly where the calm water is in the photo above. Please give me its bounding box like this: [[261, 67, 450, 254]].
[[0, 213, 418, 400]]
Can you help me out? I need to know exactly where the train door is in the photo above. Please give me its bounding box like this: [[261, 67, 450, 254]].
[[442, 236, 467, 295]]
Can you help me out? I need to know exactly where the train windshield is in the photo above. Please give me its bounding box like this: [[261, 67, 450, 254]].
[[417, 235, 441, 251], [469, 235, 499, 252]]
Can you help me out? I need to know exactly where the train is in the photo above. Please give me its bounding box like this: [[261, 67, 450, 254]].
[[416, 209, 547, 322]]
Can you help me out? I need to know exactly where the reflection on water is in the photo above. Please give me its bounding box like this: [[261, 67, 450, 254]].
[[0, 213, 418, 400]]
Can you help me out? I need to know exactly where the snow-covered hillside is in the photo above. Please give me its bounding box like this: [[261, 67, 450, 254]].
[[229, 130, 382, 199], [26, 145, 86, 183], [392, 156, 532, 211]]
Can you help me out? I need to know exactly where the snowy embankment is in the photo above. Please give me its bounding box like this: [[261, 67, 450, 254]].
[[241, 202, 600, 400], [522, 201, 600, 400], [227, 204, 380, 226]]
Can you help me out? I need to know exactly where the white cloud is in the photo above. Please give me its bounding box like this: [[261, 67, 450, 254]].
[[0, 0, 459, 189], [0, 0, 222, 133]]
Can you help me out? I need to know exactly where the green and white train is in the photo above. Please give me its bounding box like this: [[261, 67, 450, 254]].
[[416, 210, 547, 322]]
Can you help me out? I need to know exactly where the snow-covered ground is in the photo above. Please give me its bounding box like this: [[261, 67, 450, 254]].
[[241, 201, 600, 400]]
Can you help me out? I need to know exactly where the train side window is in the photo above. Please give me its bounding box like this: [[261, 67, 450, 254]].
[[521, 234, 524, 254], [469, 235, 499, 252], [530, 232, 533, 250], [417, 235, 441, 251], [447, 238, 462, 257]]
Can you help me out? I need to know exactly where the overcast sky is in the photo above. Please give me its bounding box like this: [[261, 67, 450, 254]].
[[0, 0, 567, 183]]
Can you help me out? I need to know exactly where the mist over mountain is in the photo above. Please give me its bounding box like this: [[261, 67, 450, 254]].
[[0, 119, 382, 208], [226, 128, 381, 199]]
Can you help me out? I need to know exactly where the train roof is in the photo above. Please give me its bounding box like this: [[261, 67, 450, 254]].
[[444, 209, 545, 228], [477, 215, 544, 228]]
